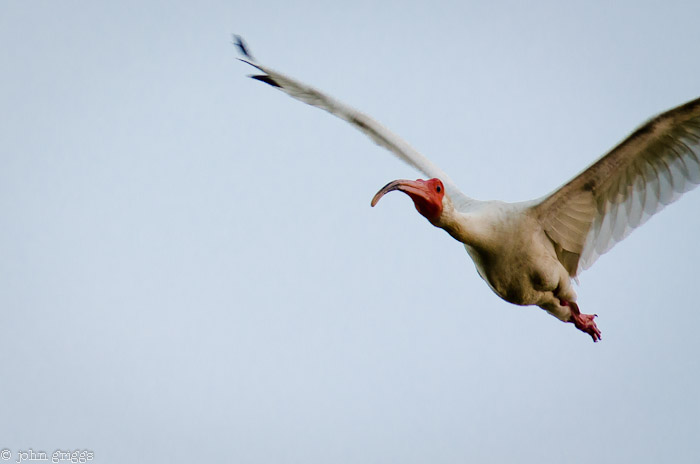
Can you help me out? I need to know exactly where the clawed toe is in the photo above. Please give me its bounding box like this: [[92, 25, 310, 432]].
[[562, 301, 601, 342], [571, 313, 602, 342]]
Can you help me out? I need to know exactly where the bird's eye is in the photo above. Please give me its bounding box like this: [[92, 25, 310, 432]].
[[436, 185, 441, 193]]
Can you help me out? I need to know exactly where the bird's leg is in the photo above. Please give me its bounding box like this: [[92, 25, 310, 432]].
[[562, 300, 601, 342]]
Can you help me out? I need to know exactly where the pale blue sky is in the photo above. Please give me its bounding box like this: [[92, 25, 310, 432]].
[[1, 1, 699, 463]]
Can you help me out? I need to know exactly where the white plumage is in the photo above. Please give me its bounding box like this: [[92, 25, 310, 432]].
[[235, 36, 700, 341]]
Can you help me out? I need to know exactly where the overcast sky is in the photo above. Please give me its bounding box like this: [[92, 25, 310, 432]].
[[2, 1, 699, 463]]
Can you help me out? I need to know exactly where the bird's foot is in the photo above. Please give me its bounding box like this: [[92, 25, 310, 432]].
[[563, 301, 601, 342]]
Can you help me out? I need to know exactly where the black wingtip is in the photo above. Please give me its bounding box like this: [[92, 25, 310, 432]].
[[233, 34, 255, 60], [250, 74, 281, 88]]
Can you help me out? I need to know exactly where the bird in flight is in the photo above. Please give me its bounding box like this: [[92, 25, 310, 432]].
[[235, 35, 700, 342]]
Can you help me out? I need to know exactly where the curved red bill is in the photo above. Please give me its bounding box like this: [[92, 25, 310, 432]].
[[370, 178, 444, 221]]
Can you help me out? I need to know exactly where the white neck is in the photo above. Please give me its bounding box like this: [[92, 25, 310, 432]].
[[433, 195, 483, 246]]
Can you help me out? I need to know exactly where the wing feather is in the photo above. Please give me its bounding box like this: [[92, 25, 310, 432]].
[[234, 38, 473, 206], [534, 97, 700, 276]]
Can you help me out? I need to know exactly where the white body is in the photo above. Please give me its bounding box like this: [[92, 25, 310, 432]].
[[441, 199, 577, 322]]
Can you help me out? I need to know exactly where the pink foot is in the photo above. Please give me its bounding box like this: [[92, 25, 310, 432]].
[[563, 301, 602, 342]]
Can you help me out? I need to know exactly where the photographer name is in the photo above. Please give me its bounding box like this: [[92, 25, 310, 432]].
[[5, 449, 94, 464]]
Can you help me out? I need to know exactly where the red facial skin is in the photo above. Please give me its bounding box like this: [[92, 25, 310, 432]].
[[371, 178, 445, 223]]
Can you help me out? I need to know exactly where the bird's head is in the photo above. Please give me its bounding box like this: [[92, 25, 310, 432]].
[[371, 178, 446, 224]]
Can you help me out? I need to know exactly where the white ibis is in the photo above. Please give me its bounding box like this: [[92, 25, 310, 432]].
[[235, 36, 700, 342]]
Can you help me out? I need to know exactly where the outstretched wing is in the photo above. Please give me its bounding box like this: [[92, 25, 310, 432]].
[[533, 97, 700, 276], [234, 36, 473, 206]]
